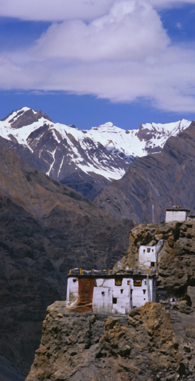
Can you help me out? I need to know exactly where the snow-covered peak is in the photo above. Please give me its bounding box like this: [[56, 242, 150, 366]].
[[99, 122, 114, 128]]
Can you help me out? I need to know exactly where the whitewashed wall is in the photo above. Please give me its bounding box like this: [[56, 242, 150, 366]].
[[92, 287, 112, 313], [130, 278, 153, 308], [112, 278, 131, 314], [139, 246, 157, 268], [67, 277, 78, 301], [165, 210, 187, 223], [139, 240, 163, 269]]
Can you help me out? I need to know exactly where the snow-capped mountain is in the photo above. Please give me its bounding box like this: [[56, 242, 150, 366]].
[[85, 119, 191, 158], [0, 107, 192, 199], [0, 107, 130, 198]]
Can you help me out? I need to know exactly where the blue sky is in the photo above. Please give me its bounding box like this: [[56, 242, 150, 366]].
[[0, 1, 195, 130]]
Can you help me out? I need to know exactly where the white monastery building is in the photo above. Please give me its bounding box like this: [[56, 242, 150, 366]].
[[66, 270, 156, 315]]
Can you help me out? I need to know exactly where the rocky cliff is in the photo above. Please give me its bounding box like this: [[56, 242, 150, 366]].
[[115, 220, 195, 305], [95, 122, 195, 224], [26, 301, 188, 381]]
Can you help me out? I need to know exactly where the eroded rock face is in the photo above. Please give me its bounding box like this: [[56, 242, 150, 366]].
[[26, 301, 184, 381]]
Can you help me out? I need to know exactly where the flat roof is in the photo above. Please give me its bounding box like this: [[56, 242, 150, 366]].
[[166, 208, 190, 212], [68, 272, 156, 278]]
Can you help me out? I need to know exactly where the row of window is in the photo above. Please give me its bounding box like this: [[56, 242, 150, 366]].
[[71, 279, 150, 287], [101, 289, 147, 298], [143, 248, 154, 253]]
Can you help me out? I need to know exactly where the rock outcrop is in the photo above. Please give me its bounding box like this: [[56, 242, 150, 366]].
[[115, 220, 195, 310], [26, 301, 185, 381]]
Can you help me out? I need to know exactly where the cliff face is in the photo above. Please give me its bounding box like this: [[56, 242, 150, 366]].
[[26, 301, 185, 381], [115, 220, 195, 303]]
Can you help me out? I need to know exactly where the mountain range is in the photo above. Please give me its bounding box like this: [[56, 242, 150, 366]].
[[0, 107, 191, 199]]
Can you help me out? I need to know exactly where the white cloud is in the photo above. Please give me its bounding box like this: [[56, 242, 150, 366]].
[[0, 0, 115, 21], [0, 0, 195, 114], [30, 1, 169, 62], [0, 0, 195, 21]]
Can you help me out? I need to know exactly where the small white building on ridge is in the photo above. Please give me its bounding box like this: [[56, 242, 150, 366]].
[[165, 208, 190, 223], [139, 240, 163, 269]]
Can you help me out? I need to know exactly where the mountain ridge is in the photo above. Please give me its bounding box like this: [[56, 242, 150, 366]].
[[0, 107, 191, 199]]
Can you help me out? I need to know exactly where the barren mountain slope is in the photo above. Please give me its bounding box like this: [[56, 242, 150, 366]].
[[95, 121, 195, 225]]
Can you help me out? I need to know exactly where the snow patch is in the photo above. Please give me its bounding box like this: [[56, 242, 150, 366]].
[[46, 148, 57, 176]]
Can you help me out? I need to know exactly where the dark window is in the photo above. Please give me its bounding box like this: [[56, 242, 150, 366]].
[[152, 249, 154, 252], [127, 280, 130, 285], [134, 279, 142, 287], [147, 248, 150, 253], [143, 249, 145, 253], [73, 279, 77, 283], [115, 278, 122, 286], [120, 289, 123, 294], [151, 262, 155, 267], [102, 292, 105, 296], [143, 289, 146, 294], [144, 281, 147, 285], [113, 297, 117, 304]]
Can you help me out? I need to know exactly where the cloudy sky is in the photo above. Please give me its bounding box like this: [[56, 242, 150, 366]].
[[0, 0, 195, 129]]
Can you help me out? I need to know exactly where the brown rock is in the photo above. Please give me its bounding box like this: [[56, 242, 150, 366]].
[[186, 325, 195, 339], [26, 302, 184, 381]]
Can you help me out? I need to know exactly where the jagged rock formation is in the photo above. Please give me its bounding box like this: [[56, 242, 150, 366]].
[[95, 122, 195, 224], [26, 301, 185, 381], [0, 137, 133, 377]]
